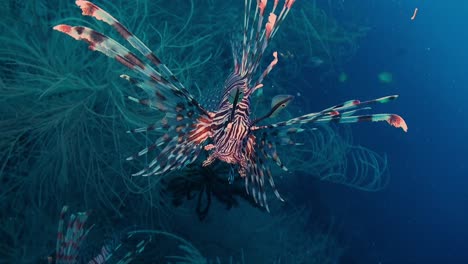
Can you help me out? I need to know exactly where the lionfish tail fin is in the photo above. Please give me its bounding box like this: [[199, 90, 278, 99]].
[[54, 1, 214, 177], [239, 0, 295, 88], [255, 95, 408, 132]]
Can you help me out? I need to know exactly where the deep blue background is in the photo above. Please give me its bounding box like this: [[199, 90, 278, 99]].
[[312, 1, 468, 263]]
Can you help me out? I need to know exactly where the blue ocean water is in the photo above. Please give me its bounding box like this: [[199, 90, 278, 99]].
[[314, 0, 468, 263], [1, 0, 466, 263]]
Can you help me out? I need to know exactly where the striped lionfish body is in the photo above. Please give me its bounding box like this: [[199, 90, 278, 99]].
[[54, 0, 407, 211]]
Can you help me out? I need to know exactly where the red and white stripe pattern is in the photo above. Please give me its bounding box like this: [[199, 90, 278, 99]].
[[55, 206, 92, 264], [54, 0, 407, 212], [252, 95, 408, 132], [52, 206, 151, 263], [54, 1, 214, 178]]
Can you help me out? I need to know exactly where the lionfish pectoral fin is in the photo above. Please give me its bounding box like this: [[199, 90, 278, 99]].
[[54, 1, 213, 176], [254, 95, 408, 132], [257, 129, 295, 171], [129, 112, 213, 176], [242, 133, 289, 212], [245, 95, 407, 211]]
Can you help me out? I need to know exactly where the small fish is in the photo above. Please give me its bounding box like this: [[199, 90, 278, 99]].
[[269, 94, 294, 118], [309, 56, 324, 67], [338, 72, 348, 83], [378, 71, 393, 83], [54, 0, 407, 211], [279, 50, 295, 59]]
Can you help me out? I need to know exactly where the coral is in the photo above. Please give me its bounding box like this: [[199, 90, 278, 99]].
[[0, 0, 236, 261], [167, 201, 344, 263], [252, 85, 389, 193], [282, 126, 389, 192], [274, 0, 370, 81], [0, 1, 387, 263]]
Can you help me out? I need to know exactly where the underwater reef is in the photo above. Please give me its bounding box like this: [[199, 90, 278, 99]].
[[0, 0, 391, 263]]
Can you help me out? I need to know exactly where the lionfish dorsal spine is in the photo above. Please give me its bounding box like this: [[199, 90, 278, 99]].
[[238, 0, 295, 89]]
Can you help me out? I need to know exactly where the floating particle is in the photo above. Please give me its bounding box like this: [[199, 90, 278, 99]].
[[378, 72, 393, 84], [338, 72, 348, 83], [411, 8, 418, 20]]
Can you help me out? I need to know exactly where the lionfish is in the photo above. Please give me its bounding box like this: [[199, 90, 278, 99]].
[[50, 206, 149, 264], [54, 0, 407, 211]]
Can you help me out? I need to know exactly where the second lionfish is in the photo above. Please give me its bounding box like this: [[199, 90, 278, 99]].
[[54, 0, 407, 211]]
